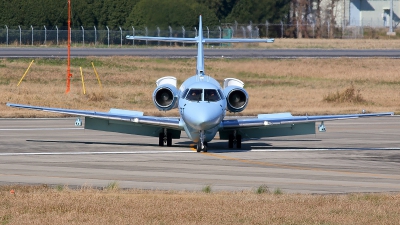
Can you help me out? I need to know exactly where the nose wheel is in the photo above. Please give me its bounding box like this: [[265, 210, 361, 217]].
[[228, 133, 242, 149], [196, 142, 208, 152], [196, 130, 208, 152]]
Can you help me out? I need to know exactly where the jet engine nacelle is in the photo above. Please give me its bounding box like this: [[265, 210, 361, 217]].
[[153, 77, 179, 111], [223, 86, 249, 113]]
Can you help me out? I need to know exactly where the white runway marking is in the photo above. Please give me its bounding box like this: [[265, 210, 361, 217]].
[[1, 148, 400, 156]]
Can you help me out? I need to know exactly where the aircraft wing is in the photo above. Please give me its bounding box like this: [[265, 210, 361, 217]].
[[219, 112, 394, 139], [6, 103, 183, 138]]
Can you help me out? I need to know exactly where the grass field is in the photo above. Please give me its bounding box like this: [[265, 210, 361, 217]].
[[1, 56, 399, 117], [1, 185, 400, 225]]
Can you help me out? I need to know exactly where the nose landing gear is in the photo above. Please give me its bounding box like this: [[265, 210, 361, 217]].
[[196, 130, 208, 152]]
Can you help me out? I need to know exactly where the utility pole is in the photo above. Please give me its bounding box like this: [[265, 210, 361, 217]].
[[66, 0, 72, 93], [387, 0, 396, 35]]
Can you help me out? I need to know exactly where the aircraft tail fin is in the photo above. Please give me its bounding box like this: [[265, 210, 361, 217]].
[[126, 16, 274, 76]]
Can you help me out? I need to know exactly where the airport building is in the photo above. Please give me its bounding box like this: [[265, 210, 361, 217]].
[[345, 0, 399, 27], [317, 0, 400, 27]]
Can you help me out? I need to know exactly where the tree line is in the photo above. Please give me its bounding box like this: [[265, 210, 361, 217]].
[[0, 0, 291, 30]]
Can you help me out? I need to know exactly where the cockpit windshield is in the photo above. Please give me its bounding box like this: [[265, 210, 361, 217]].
[[186, 89, 203, 101], [204, 89, 221, 102], [185, 88, 221, 102]]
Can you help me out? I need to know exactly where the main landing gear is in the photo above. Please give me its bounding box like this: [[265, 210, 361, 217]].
[[159, 129, 172, 147], [228, 131, 242, 149], [196, 130, 208, 152]]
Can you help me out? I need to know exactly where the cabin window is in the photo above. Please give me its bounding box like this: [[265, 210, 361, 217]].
[[186, 89, 203, 101], [204, 89, 220, 102]]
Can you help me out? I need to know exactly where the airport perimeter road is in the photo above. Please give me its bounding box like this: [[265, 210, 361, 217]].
[[0, 117, 400, 194], [1, 47, 400, 58]]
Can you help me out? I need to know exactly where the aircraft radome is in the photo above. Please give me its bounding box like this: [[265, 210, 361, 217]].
[[7, 16, 394, 152]]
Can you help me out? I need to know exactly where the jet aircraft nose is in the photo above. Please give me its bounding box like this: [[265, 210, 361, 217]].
[[182, 103, 223, 130]]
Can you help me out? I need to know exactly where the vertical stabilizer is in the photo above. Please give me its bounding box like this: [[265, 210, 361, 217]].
[[196, 15, 204, 77]]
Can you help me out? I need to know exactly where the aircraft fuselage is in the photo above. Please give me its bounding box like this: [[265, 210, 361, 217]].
[[178, 75, 227, 144]]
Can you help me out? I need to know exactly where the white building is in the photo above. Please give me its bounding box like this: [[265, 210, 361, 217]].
[[334, 0, 399, 27]]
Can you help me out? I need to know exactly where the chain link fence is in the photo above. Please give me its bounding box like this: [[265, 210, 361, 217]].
[[0, 22, 397, 46]]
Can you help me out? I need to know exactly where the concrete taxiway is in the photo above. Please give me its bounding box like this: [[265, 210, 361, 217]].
[[0, 117, 399, 194]]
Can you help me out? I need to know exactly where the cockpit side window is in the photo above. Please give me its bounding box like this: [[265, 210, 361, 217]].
[[186, 89, 203, 101], [204, 89, 221, 102], [218, 89, 224, 99], [181, 89, 189, 98]]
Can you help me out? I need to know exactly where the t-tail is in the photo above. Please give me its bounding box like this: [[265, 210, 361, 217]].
[[126, 15, 274, 77]]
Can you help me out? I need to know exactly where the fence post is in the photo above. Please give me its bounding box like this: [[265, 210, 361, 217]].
[[280, 21, 283, 38], [5, 25, 8, 46], [312, 23, 315, 38], [119, 26, 122, 47], [94, 26, 97, 45], [265, 21, 269, 37], [18, 26, 21, 45], [44, 26, 46, 45], [31, 25, 33, 46], [157, 27, 160, 46], [145, 27, 148, 45], [169, 26, 172, 46], [106, 26, 109, 47], [182, 26, 185, 47], [132, 26, 135, 46], [219, 26, 222, 47], [241, 26, 245, 38], [256, 27, 259, 38], [249, 21, 252, 39], [81, 26, 84, 46], [206, 26, 209, 47], [56, 26, 58, 45], [327, 21, 330, 38]]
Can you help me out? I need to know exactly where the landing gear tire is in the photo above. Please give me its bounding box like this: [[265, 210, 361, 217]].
[[167, 133, 172, 147], [196, 142, 208, 152], [196, 143, 201, 152], [228, 134, 234, 148], [158, 133, 164, 146], [236, 135, 242, 149]]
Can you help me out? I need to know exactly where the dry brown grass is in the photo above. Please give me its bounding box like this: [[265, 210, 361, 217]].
[[1, 185, 400, 225], [1, 57, 400, 118], [257, 38, 400, 49]]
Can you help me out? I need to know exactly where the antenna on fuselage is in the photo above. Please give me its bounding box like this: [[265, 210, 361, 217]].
[[196, 15, 205, 77]]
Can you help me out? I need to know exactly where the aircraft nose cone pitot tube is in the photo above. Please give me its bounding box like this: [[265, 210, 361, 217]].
[[182, 104, 222, 130]]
